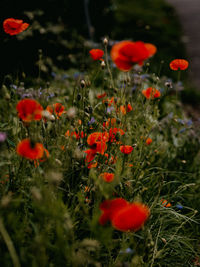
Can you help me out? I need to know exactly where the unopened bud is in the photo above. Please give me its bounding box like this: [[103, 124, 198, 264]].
[[101, 60, 106, 69], [80, 80, 85, 88], [103, 37, 108, 45]]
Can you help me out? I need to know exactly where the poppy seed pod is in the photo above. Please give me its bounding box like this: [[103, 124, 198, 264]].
[[80, 80, 85, 88]]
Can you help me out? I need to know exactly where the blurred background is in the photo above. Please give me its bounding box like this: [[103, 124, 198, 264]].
[[0, 0, 187, 84]]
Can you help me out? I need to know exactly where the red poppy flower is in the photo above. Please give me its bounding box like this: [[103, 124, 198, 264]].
[[161, 199, 172, 208], [16, 139, 44, 160], [84, 132, 109, 166], [109, 128, 125, 143], [46, 103, 65, 118], [120, 145, 133, 154], [145, 43, 157, 57], [100, 172, 114, 183], [169, 59, 189, 71], [97, 92, 107, 99], [111, 203, 150, 232], [103, 96, 116, 107], [84, 148, 96, 163], [99, 198, 129, 225], [65, 130, 85, 140], [104, 153, 117, 165], [3, 18, 29, 36], [87, 132, 109, 146], [146, 137, 152, 145], [111, 41, 153, 71], [87, 161, 98, 169], [142, 87, 161, 99], [89, 49, 104, 60], [120, 104, 133, 115], [103, 118, 117, 129], [16, 99, 43, 122]]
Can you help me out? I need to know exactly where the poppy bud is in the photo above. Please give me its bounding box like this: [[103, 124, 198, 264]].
[[165, 81, 172, 88], [101, 60, 106, 69], [77, 94, 81, 101], [103, 37, 108, 45], [80, 80, 85, 88], [88, 106, 93, 114]]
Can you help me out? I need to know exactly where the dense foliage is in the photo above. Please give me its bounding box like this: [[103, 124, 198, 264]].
[[0, 36, 200, 266]]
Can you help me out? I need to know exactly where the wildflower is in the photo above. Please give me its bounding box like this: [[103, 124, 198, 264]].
[[84, 132, 109, 164], [103, 96, 116, 107], [16, 99, 43, 122], [109, 128, 125, 143], [99, 198, 129, 225], [99, 198, 150, 232], [169, 59, 189, 70], [38, 148, 50, 162], [103, 38, 108, 46], [145, 43, 157, 57], [100, 173, 114, 183], [120, 145, 133, 154], [46, 103, 65, 118], [89, 49, 104, 60], [87, 132, 109, 146], [119, 248, 134, 254], [176, 204, 183, 210], [87, 161, 98, 169], [65, 130, 85, 140], [97, 92, 107, 99], [142, 87, 161, 99], [111, 203, 150, 232], [119, 104, 133, 115], [104, 153, 117, 165], [16, 139, 44, 160], [103, 118, 117, 129], [161, 199, 172, 208], [3, 18, 29, 35], [146, 138, 152, 145], [0, 132, 7, 142], [111, 41, 156, 71], [88, 117, 95, 125]]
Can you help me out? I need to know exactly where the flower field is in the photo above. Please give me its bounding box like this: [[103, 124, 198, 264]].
[[0, 15, 200, 267]]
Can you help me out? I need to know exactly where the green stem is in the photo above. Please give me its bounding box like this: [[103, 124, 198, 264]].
[[0, 218, 21, 267]]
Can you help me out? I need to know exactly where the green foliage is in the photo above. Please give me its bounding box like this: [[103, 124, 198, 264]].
[[0, 44, 199, 266]]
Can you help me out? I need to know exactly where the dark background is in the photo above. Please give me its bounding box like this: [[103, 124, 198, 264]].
[[0, 0, 186, 84]]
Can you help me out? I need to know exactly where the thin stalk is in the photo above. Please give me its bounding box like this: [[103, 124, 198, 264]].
[[0, 218, 21, 267]]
